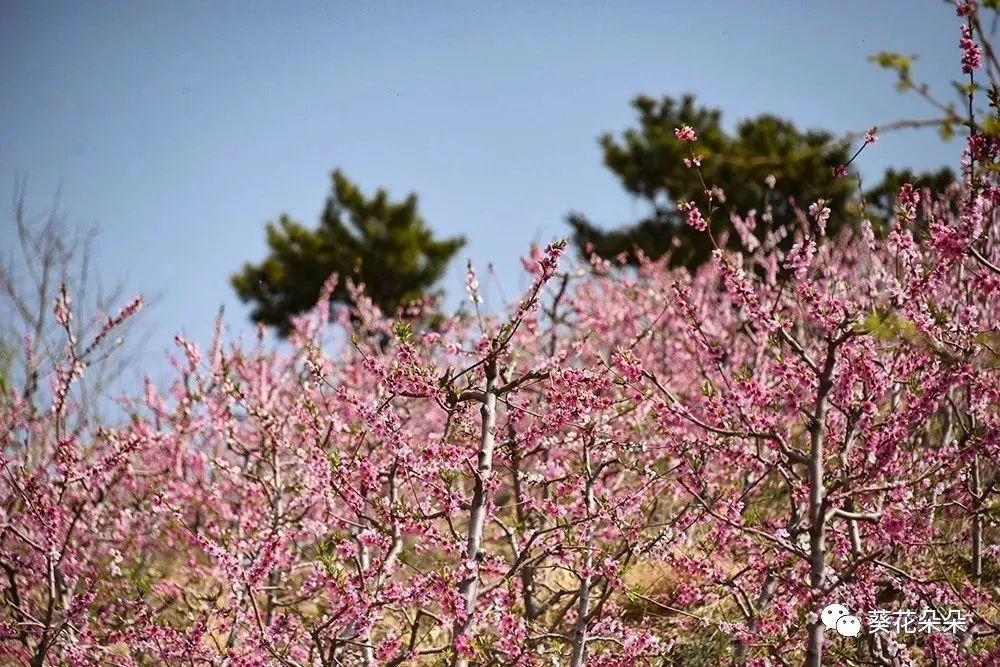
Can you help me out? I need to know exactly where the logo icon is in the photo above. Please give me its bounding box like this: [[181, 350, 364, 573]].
[[821, 603, 861, 637], [836, 614, 862, 637]]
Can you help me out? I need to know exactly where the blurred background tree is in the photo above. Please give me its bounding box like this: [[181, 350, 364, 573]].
[[568, 94, 956, 266], [231, 169, 465, 336], [0, 179, 150, 422]]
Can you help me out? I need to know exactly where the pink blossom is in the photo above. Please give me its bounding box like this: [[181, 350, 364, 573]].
[[929, 219, 968, 259], [53, 286, 72, 329], [807, 201, 831, 235], [784, 238, 817, 280], [674, 124, 697, 142], [961, 24, 982, 73], [897, 182, 920, 223], [464, 260, 482, 303], [454, 631, 476, 658], [678, 201, 708, 231]]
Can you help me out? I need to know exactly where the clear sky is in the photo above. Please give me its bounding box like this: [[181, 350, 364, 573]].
[[0, 1, 964, 380]]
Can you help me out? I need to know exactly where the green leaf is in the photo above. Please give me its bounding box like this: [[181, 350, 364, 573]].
[[860, 311, 919, 342], [393, 321, 413, 343], [983, 116, 1000, 138], [868, 51, 914, 78]]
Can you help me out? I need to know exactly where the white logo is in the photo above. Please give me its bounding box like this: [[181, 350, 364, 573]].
[[820, 603, 849, 631], [836, 614, 862, 637], [821, 603, 861, 637]]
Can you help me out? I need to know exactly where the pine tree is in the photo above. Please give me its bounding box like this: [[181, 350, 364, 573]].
[[232, 170, 464, 336], [568, 94, 952, 266]]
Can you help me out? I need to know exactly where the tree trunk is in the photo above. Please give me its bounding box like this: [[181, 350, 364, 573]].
[[805, 343, 835, 667], [453, 358, 499, 667], [569, 443, 596, 667]]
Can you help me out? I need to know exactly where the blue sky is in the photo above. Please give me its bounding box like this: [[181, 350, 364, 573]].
[[0, 1, 964, 381]]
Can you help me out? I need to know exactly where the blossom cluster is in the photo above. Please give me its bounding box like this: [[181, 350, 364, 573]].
[[2, 10, 999, 667]]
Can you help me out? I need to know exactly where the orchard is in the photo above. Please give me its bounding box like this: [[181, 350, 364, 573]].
[[2, 4, 999, 666]]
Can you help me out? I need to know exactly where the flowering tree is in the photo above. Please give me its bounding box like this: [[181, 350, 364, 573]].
[[2, 3, 999, 666], [0, 181, 150, 423]]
